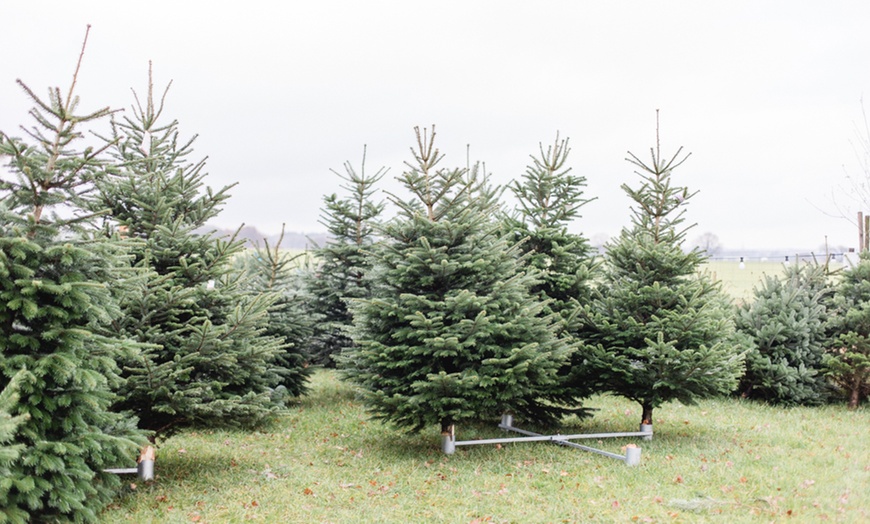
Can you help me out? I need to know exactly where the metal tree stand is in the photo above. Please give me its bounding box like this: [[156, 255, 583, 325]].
[[104, 445, 156, 481], [441, 415, 652, 466]]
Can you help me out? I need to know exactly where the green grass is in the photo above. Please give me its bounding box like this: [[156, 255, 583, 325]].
[[704, 260, 784, 304], [102, 370, 869, 523]]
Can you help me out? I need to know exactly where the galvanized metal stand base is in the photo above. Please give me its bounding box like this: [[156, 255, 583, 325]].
[[104, 445, 155, 480], [441, 415, 652, 466]]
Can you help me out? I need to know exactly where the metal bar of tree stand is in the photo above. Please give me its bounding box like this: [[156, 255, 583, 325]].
[[442, 415, 648, 466], [498, 424, 627, 460], [499, 416, 644, 465], [104, 445, 155, 481]]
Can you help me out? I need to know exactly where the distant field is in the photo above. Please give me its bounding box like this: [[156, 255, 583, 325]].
[[278, 249, 845, 305], [705, 257, 852, 304], [704, 261, 785, 304]]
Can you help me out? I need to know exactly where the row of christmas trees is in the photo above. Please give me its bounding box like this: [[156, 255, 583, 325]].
[[310, 122, 869, 430], [2, 47, 869, 523], [313, 123, 747, 436]]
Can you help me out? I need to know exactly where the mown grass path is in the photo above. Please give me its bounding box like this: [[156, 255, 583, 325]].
[[102, 370, 868, 523]]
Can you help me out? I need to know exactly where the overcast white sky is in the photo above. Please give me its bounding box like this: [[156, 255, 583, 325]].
[[3, 1, 870, 253]]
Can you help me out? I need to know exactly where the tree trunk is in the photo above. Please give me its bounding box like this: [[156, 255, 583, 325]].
[[849, 383, 860, 410], [641, 403, 653, 426]]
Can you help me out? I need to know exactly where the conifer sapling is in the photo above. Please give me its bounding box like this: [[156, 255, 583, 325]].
[[0, 28, 146, 521], [572, 113, 745, 427], [306, 147, 386, 366], [736, 262, 832, 405], [823, 253, 870, 408], [95, 64, 287, 436], [341, 126, 572, 436]]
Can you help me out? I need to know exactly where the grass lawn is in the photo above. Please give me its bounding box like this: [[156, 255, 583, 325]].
[[704, 260, 784, 304], [102, 370, 869, 523]]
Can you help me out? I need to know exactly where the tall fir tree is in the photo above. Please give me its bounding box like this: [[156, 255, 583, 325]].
[[736, 262, 832, 405], [572, 116, 745, 427], [824, 253, 870, 408], [0, 31, 146, 521], [505, 134, 597, 323], [340, 127, 573, 434], [93, 65, 288, 435], [234, 226, 313, 397], [306, 147, 386, 366]]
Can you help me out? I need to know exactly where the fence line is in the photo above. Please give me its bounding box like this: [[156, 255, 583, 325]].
[[706, 252, 858, 265]]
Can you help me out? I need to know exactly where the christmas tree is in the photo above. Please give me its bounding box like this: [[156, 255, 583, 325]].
[[234, 226, 313, 397], [505, 133, 597, 324], [94, 65, 287, 435], [573, 116, 745, 427], [306, 147, 386, 366], [0, 31, 145, 520], [340, 127, 572, 434], [0, 370, 28, 523], [825, 253, 870, 408], [505, 134, 598, 403], [736, 262, 832, 405]]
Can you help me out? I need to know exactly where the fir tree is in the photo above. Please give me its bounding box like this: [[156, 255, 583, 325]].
[[0, 370, 28, 523], [93, 65, 287, 435], [340, 127, 572, 434], [572, 117, 745, 427], [736, 262, 833, 405], [505, 133, 597, 323], [235, 226, 313, 397], [825, 253, 870, 408], [0, 30, 145, 521], [306, 147, 386, 366]]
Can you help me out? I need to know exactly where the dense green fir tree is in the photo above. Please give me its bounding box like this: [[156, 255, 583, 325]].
[[503, 134, 599, 404], [306, 147, 386, 366], [825, 253, 870, 408], [505, 134, 597, 326], [93, 67, 288, 435], [572, 119, 745, 427], [234, 227, 313, 397], [736, 262, 832, 405], [0, 371, 28, 520], [0, 37, 145, 522], [340, 127, 573, 434]]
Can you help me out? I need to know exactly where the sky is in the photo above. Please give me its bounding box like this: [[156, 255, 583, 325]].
[[2, 1, 870, 254]]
